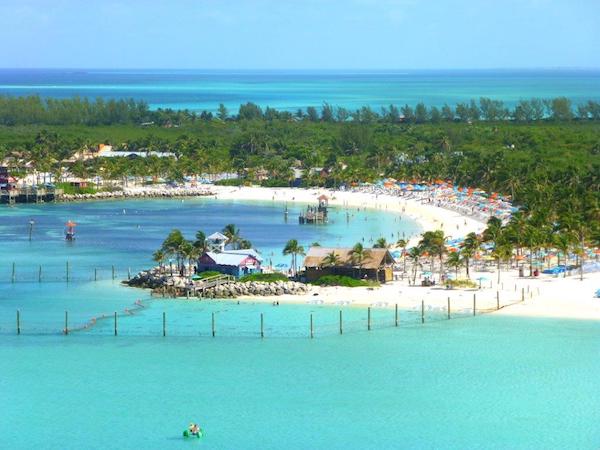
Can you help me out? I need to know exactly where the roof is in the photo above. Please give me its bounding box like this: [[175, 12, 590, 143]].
[[207, 232, 228, 241], [203, 251, 258, 267], [303, 247, 394, 270], [224, 248, 263, 263], [318, 194, 329, 200]]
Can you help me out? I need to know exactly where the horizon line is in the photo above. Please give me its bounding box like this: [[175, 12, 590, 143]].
[[0, 66, 599, 72]]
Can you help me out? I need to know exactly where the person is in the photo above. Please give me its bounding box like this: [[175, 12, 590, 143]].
[[192, 424, 201, 435], [188, 423, 195, 434]]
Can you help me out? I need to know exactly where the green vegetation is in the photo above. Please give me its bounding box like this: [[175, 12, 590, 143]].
[[55, 182, 98, 195], [239, 273, 289, 283], [311, 275, 376, 287], [447, 279, 478, 289], [0, 97, 598, 246], [195, 271, 221, 279]]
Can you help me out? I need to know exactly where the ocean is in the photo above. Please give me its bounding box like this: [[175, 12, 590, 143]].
[[0, 68, 599, 112]]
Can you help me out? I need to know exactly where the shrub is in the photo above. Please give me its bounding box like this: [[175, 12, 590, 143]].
[[311, 275, 376, 287], [447, 279, 478, 289], [239, 272, 289, 283], [195, 270, 222, 279], [56, 182, 98, 195]]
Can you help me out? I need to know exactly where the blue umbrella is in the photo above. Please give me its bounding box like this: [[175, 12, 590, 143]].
[[275, 263, 288, 268]]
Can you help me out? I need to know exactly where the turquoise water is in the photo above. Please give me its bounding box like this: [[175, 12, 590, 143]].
[[2, 199, 600, 449], [1, 316, 599, 449], [0, 197, 420, 334], [1, 69, 599, 112]]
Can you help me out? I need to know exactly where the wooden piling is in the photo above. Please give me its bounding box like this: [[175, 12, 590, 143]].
[[310, 313, 314, 339], [260, 313, 264, 339], [114, 312, 118, 336], [11, 262, 15, 283], [421, 300, 425, 324], [162, 312, 166, 337], [521, 287, 525, 302], [496, 291, 500, 310], [447, 297, 451, 319], [64, 311, 69, 335], [339, 310, 343, 335], [16, 310, 20, 335], [367, 307, 371, 331], [38, 265, 42, 282], [112, 265, 115, 280], [394, 303, 398, 327], [94, 268, 97, 281], [473, 293, 476, 316], [211, 312, 215, 337]]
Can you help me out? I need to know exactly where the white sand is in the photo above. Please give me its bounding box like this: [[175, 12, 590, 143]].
[[212, 186, 600, 321]]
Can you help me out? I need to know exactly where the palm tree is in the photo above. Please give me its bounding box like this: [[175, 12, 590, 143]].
[[419, 230, 446, 281], [283, 239, 305, 277], [374, 237, 389, 248], [396, 238, 408, 273], [408, 246, 422, 284], [460, 232, 480, 278], [446, 251, 463, 279], [222, 223, 241, 249], [153, 249, 166, 272], [553, 231, 573, 277], [194, 230, 207, 252], [161, 229, 185, 269], [492, 243, 513, 284], [322, 251, 341, 267], [350, 242, 370, 279]]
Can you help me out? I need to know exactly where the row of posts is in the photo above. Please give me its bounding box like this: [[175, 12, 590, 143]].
[[9, 263, 130, 282], [13, 289, 528, 337]]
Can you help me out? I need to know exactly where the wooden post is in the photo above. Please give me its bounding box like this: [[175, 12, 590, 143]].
[[211, 312, 215, 337], [496, 291, 500, 310], [339, 310, 343, 335], [421, 300, 425, 324], [367, 307, 371, 331], [260, 313, 264, 339], [473, 293, 476, 316], [38, 265, 42, 282], [114, 312, 118, 336], [162, 312, 166, 337], [447, 297, 451, 319], [127, 267, 131, 280], [521, 287, 525, 302], [527, 285, 530, 293], [11, 262, 15, 283], [94, 268, 97, 281], [64, 311, 69, 335], [394, 303, 398, 327], [112, 265, 115, 280], [310, 313, 314, 339], [16, 310, 20, 335], [66, 261, 69, 283]]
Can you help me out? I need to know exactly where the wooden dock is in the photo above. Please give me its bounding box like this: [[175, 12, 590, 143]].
[[0, 187, 63, 204]]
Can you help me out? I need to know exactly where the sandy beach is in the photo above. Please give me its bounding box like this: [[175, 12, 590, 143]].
[[210, 185, 600, 322]]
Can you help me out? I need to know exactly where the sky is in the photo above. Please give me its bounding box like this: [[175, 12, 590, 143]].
[[0, 0, 598, 70]]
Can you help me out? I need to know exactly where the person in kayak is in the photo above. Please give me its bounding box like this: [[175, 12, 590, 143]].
[[188, 423, 201, 436]]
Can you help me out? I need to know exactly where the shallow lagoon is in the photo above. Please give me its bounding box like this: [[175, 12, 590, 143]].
[[1, 316, 599, 449], [1, 199, 600, 449]]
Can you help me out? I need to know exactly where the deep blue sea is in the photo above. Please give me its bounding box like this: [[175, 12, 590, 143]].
[[0, 69, 599, 112]]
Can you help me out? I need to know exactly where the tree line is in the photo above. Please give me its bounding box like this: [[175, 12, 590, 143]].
[[2, 95, 600, 126]]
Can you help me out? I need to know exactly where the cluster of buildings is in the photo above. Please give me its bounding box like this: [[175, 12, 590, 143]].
[[195, 232, 394, 283]]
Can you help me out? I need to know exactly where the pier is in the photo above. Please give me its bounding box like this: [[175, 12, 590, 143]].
[[299, 194, 329, 224], [0, 187, 62, 204]]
